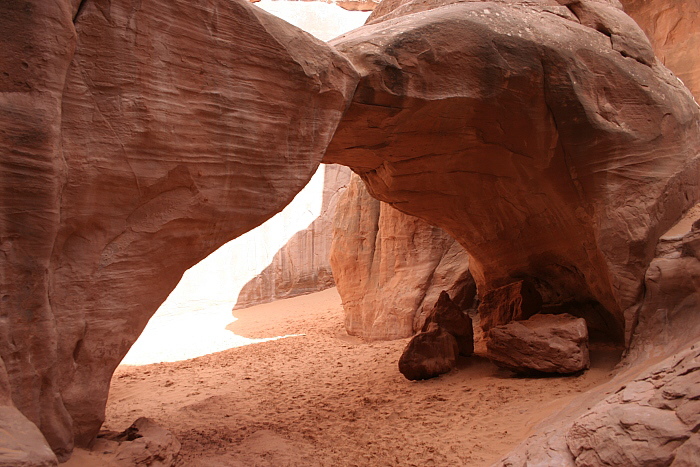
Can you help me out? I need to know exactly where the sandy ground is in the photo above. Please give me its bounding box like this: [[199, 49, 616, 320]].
[[69, 288, 621, 466]]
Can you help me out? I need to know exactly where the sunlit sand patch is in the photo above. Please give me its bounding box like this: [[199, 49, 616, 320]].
[[121, 301, 304, 365]]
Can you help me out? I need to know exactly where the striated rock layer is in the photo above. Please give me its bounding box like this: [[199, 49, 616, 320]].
[[324, 0, 700, 339], [0, 0, 357, 460], [330, 173, 475, 340], [234, 164, 352, 309]]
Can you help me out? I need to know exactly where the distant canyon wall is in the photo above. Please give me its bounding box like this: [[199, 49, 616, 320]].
[[234, 164, 352, 309]]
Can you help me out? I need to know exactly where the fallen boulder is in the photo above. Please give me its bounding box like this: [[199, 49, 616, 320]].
[[421, 291, 474, 357], [487, 314, 590, 374], [398, 324, 459, 381]]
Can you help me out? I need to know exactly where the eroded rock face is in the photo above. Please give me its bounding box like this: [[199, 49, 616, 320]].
[[497, 210, 700, 465], [422, 291, 474, 357], [234, 164, 352, 310], [487, 314, 590, 374], [398, 324, 459, 381], [324, 0, 700, 337], [624, 212, 700, 363], [621, 0, 700, 100], [1, 0, 357, 459], [330, 173, 474, 340], [566, 346, 700, 466], [478, 280, 542, 333]]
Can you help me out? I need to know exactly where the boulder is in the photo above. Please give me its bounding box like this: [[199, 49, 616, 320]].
[[0, 0, 357, 459], [330, 173, 475, 340], [398, 325, 459, 381], [487, 314, 590, 374], [421, 291, 474, 357], [497, 210, 700, 465], [621, 0, 700, 100], [324, 0, 700, 339], [233, 164, 352, 309], [478, 280, 542, 333]]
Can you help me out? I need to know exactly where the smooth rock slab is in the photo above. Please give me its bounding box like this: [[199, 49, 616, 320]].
[[0, 406, 58, 467], [566, 346, 700, 466], [398, 325, 459, 381], [487, 314, 590, 374]]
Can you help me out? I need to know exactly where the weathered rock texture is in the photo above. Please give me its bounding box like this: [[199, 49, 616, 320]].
[[621, 0, 700, 100], [234, 164, 352, 309], [499, 344, 700, 466], [324, 0, 700, 339], [487, 314, 590, 374], [497, 209, 700, 465], [567, 351, 698, 466], [624, 211, 700, 364], [0, 0, 357, 460], [398, 324, 459, 381], [478, 280, 542, 333], [422, 291, 474, 357], [330, 173, 475, 340]]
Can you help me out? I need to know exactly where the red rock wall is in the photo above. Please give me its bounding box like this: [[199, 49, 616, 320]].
[[330, 174, 474, 340], [1, 0, 357, 459]]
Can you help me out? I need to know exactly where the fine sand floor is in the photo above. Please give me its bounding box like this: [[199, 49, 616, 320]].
[[78, 287, 621, 466]]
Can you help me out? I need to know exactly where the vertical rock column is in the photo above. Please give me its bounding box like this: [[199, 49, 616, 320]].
[[2, 0, 359, 459]]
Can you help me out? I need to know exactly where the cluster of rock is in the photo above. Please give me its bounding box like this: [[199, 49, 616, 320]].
[[399, 285, 591, 380], [2, 0, 700, 464], [94, 418, 181, 467]]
